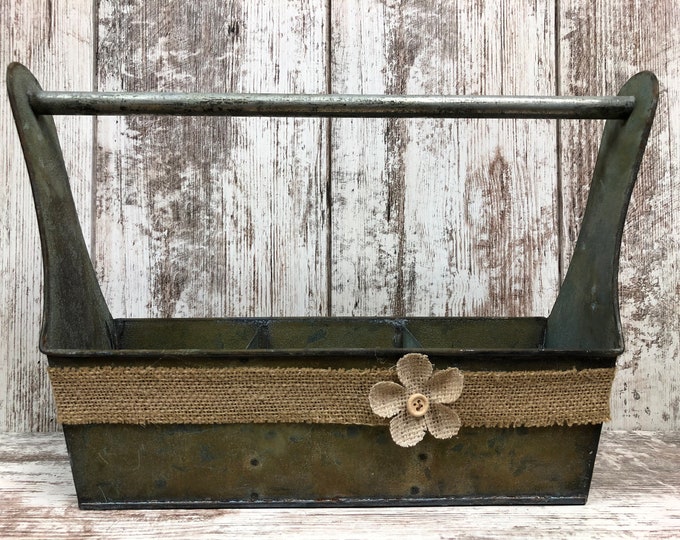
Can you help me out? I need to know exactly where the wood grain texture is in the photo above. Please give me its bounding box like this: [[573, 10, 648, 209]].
[[0, 0, 93, 431], [330, 0, 560, 317], [559, 0, 680, 430], [1, 431, 678, 538], [1, 1, 679, 433], [94, 1, 329, 318]]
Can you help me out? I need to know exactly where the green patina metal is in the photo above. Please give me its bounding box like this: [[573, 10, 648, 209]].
[[65, 423, 602, 508], [7, 62, 657, 508]]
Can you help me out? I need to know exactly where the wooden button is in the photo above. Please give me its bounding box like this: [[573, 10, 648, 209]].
[[406, 393, 430, 417]]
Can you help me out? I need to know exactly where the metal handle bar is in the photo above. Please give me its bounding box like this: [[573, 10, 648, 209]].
[[29, 91, 635, 119]]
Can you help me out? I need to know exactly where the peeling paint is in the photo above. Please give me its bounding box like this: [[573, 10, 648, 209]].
[[95, 1, 328, 319]]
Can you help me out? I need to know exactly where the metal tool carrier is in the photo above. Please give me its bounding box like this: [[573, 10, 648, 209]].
[[8, 62, 657, 508]]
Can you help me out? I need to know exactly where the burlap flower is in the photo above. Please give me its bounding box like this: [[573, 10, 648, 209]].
[[368, 353, 464, 447]]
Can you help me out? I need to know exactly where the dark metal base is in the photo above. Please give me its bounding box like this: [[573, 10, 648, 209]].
[[79, 495, 587, 510], [64, 423, 601, 509]]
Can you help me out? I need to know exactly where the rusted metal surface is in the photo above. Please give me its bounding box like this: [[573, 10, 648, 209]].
[[6, 61, 657, 508]]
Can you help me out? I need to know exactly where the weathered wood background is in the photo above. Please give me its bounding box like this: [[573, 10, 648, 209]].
[[1, 1, 678, 432]]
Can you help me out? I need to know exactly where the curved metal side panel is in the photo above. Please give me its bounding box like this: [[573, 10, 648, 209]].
[[6, 63, 115, 351], [545, 72, 658, 351]]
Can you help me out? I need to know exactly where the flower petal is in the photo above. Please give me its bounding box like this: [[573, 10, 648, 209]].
[[389, 410, 427, 447], [425, 403, 462, 440], [424, 368, 464, 404], [396, 353, 433, 393], [369, 381, 407, 418]]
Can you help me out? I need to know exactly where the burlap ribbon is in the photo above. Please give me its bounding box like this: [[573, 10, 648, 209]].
[[48, 365, 615, 428]]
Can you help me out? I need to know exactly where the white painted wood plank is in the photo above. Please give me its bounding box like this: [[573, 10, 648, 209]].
[[559, 0, 680, 430], [330, 0, 559, 318], [95, 1, 329, 319], [1, 431, 678, 538], [0, 0, 94, 431]]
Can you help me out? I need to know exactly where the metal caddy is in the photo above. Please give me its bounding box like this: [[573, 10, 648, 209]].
[[7, 62, 657, 508]]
